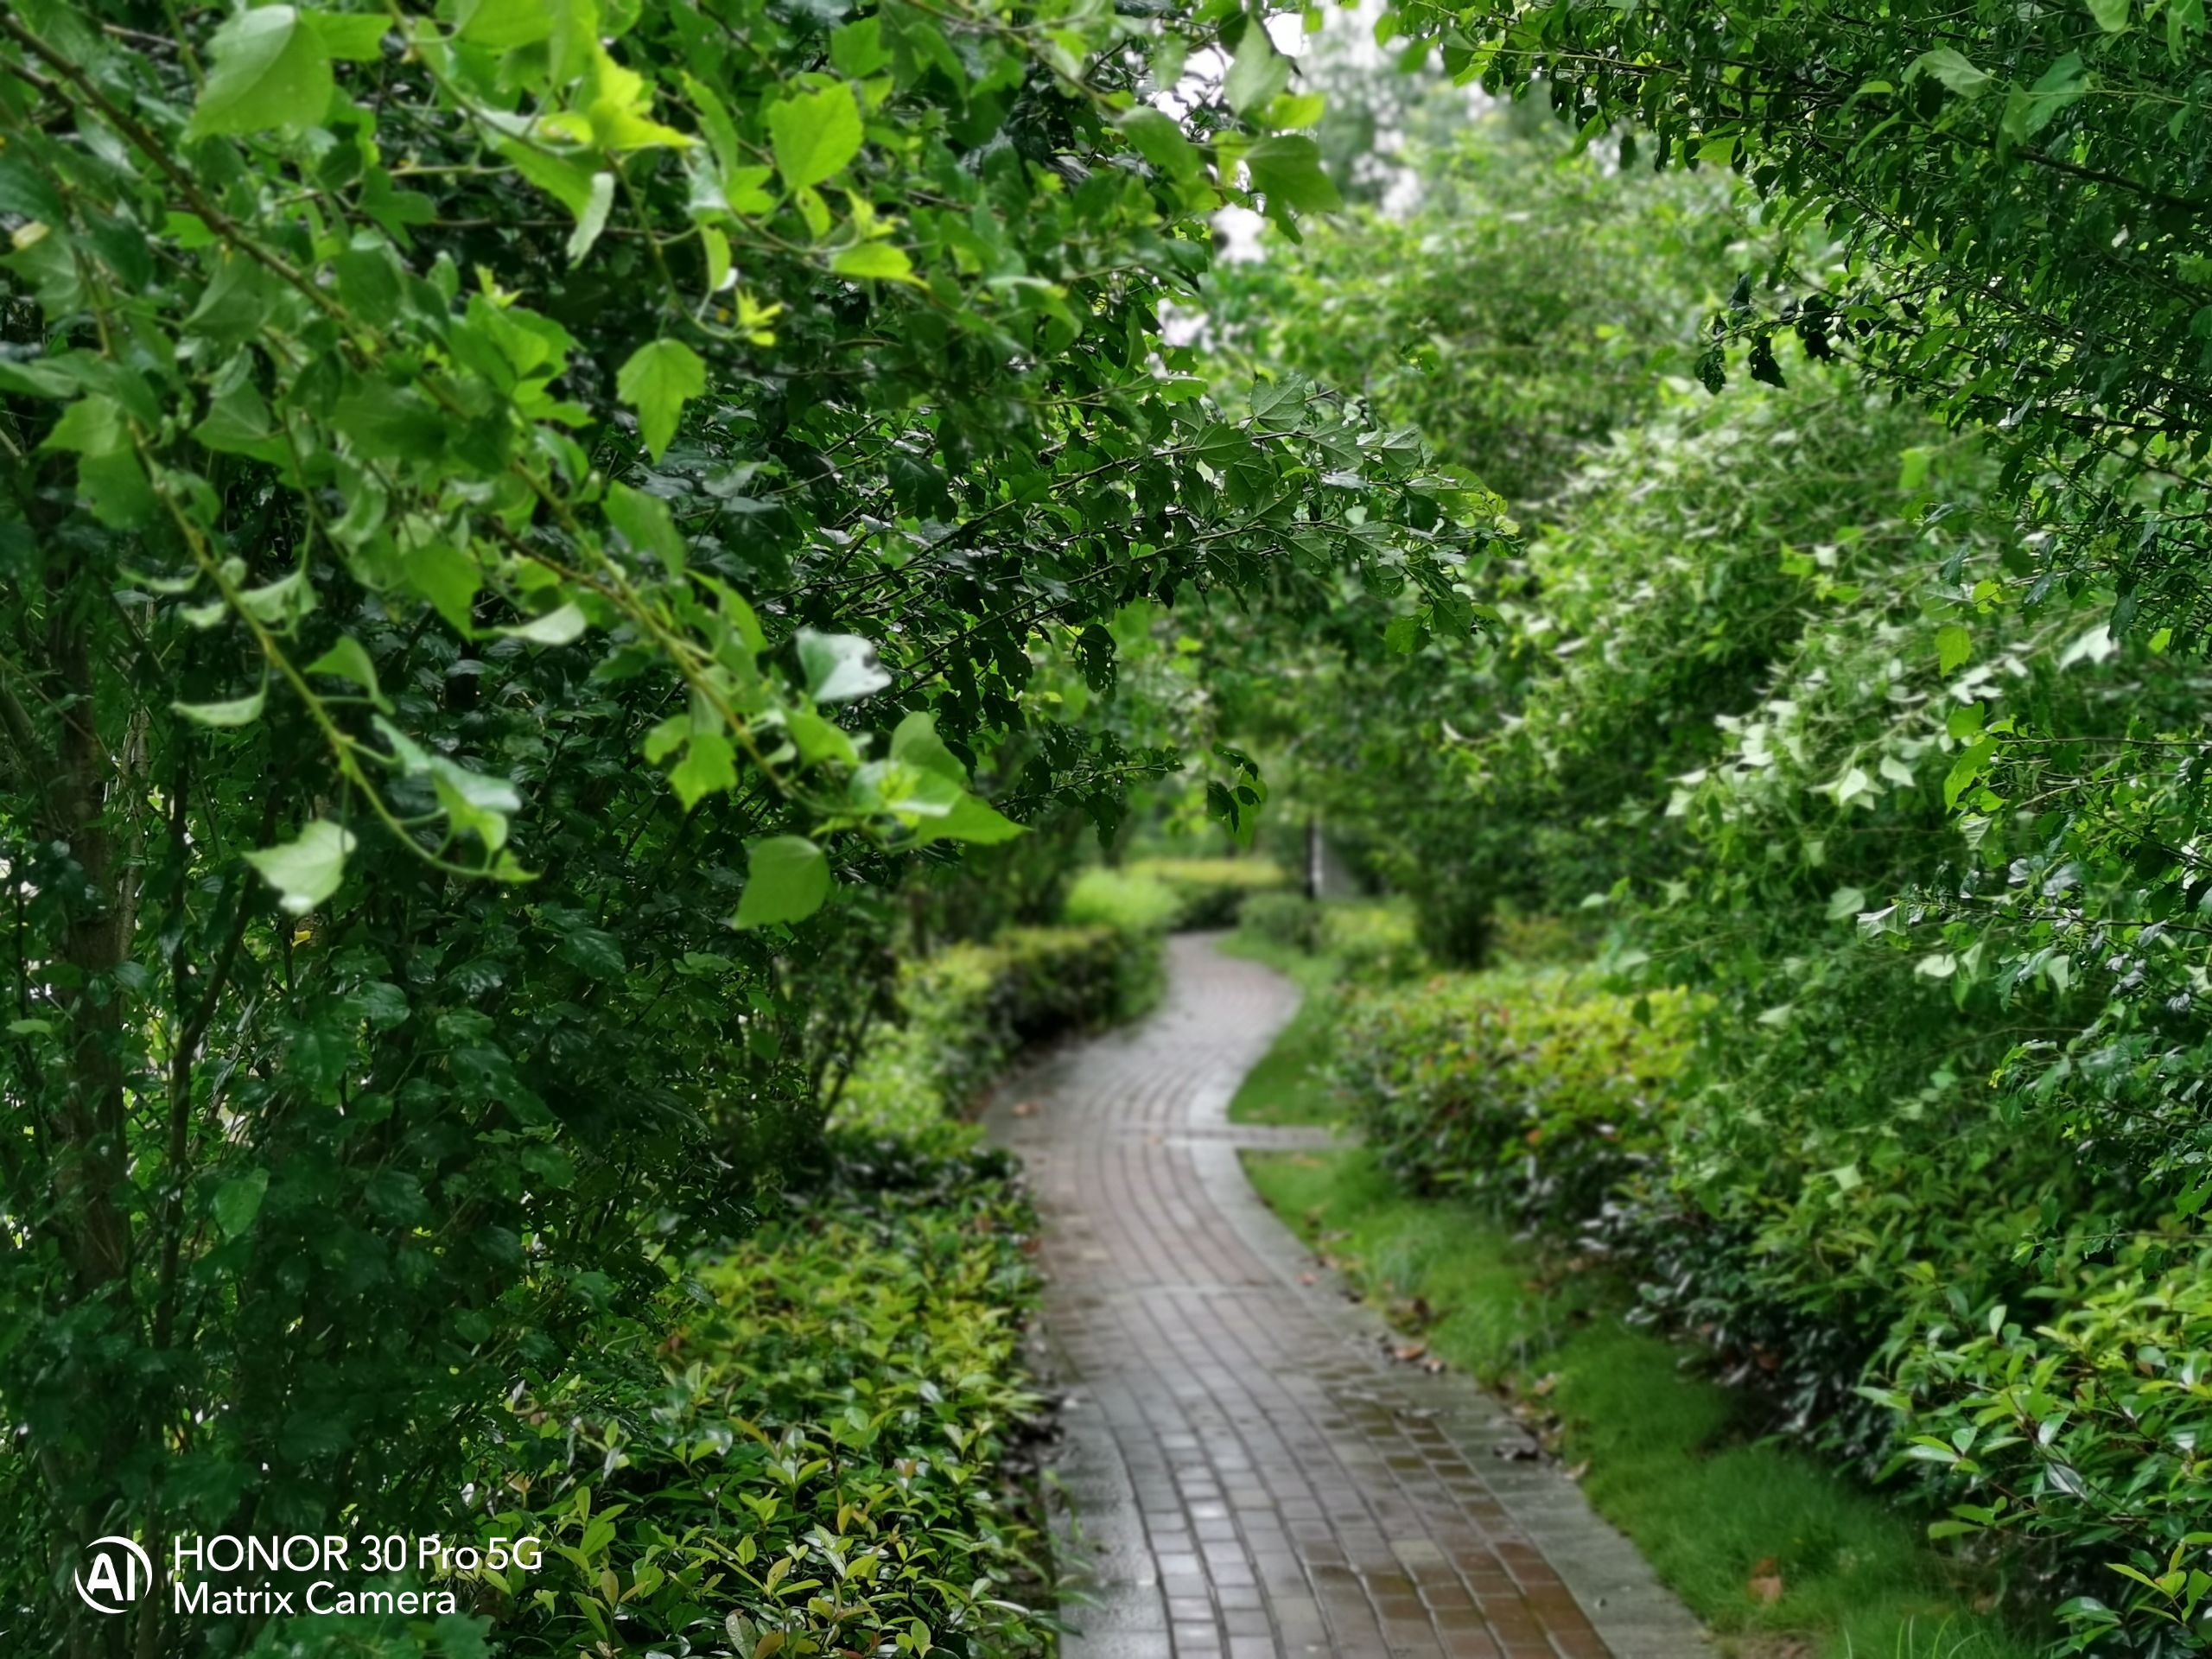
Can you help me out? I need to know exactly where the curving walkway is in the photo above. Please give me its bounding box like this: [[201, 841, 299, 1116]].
[[989, 935, 1706, 1659]]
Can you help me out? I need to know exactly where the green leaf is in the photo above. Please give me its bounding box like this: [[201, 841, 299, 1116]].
[[567, 171, 616, 264], [429, 760, 519, 853], [172, 690, 267, 728], [2087, 0, 2131, 30], [2004, 52, 2088, 139], [1119, 108, 1203, 181], [245, 819, 356, 915], [188, 7, 335, 138], [914, 792, 1026, 846], [604, 481, 686, 575], [734, 836, 831, 928], [457, 0, 556, 48], [41, 394, 130, 456], [304, 10, 389, 60], [1936, 623, 1972, 673], [798, 630, 890, 702], [1911, 48, 1992, 97], [767, 86, 865, 191], [1244, 136, 1342, 213], [502, 603, 589, 645], [1224, 23, 1292, 116], [616, 339, 707, 460], [830, 244, 918, 283], [1944, 736, 1999, 809], [212, 1169, 270, 1240], [830, 17, 891, 76], [668, 729, 737, 809], [889, 711, 964, 784], [303, 636, 391, 710], [1382, 613, 1427, 654]]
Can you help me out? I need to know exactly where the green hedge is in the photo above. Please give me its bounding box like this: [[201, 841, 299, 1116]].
[[1333, 969, 1694, 1229], [836, 925, 1160, 1134], [1871, 1257, 2212, 1645], [1129, 857, 1291, 927], [480, 1131, 1053, 1657]]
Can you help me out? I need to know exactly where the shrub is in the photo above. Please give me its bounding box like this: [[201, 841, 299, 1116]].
[[1333, 970, 1694, 1229], [1867, 1254, 2212, 1652], [1061, 867, 1183, 934], [1319, 902, 1432, 982], [481, 1130, 1054, 1657], [1242, 892, 1324, 953], [837, 925, 1159, 1134], [1124, 857, 1292, 928]]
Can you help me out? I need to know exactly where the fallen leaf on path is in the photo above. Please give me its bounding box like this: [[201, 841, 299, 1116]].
[[1563, 1459, 1590, 1482], [1298, 1271, 1318, 1286], [1011, 1100, 1039, 1116], [1392, 1341, 1427, 1363]]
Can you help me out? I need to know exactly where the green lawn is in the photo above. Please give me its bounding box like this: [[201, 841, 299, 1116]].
[[1225, 935, 2044, 1659]]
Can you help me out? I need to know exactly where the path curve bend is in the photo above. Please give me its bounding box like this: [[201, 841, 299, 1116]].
[[991, 934, 1706, 1659]]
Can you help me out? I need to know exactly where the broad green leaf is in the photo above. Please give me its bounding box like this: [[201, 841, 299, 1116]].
[[503, 604, 588, 645], [1936, 623, 1972, 674], [429, 760, 520, 853], [304, 11, 388, 60], [2088, 0, 2130, 29], [1244, 136, 1342, 213], [830, 17, 891, 77], [2004, 52, 2088, 139], [668, 729, 737, 809], [767, 86, 865, 190], [1944, 737, 1999, 809], [1119, 109, 1203, 181], [188, 7, 335, 137], [605, 481, 686, 574], [734, 836, 830, 927], [914, 793, 1026, 846], [889, 711, 964, 784], [830, 244, 918, 283], [456, 0, 556, 48], [568, 172, 616, 264], [245, 820, 357, 915], [1224, 24, 1292, 116], [303, 636, 391, 709], [616, 339, 706, 460], [212, 1169, 270, 1239], [173, 690, 267, 728], [1911, 48, 1991, 97], [797, 630, 890, 702]]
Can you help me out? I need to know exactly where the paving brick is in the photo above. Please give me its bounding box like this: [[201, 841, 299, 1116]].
[[997, 937, 1709, 1659]]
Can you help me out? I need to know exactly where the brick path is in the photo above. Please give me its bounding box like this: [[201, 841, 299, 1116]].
[[991, 935, 1706, 1659]]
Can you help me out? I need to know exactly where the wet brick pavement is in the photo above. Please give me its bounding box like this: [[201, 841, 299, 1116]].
[[989, 934, 1707, 1659]]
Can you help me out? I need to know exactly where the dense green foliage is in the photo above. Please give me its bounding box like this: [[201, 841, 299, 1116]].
[[1333, 971, 1692, 1228], [1243, 1141, 2037, 1659], [1207, 83, 2212, 1652], [480, 1129, 1054, 1659], [839, 922, 1160, 1134], [0, 0, 1497, 1649]]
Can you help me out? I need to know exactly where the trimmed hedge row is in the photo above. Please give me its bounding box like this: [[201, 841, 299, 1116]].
[[482, 1130, 1055, 1657], [1334, 969, 1694, 1230], [1065, 858, 1292, 936], [837, 925, 1160, 1134], [1325, 960, 2212, 1646]]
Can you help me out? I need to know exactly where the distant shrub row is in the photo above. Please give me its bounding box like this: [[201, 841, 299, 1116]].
[[837, 924, 1161, 1135], [1062, 857, 1291, 935]]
